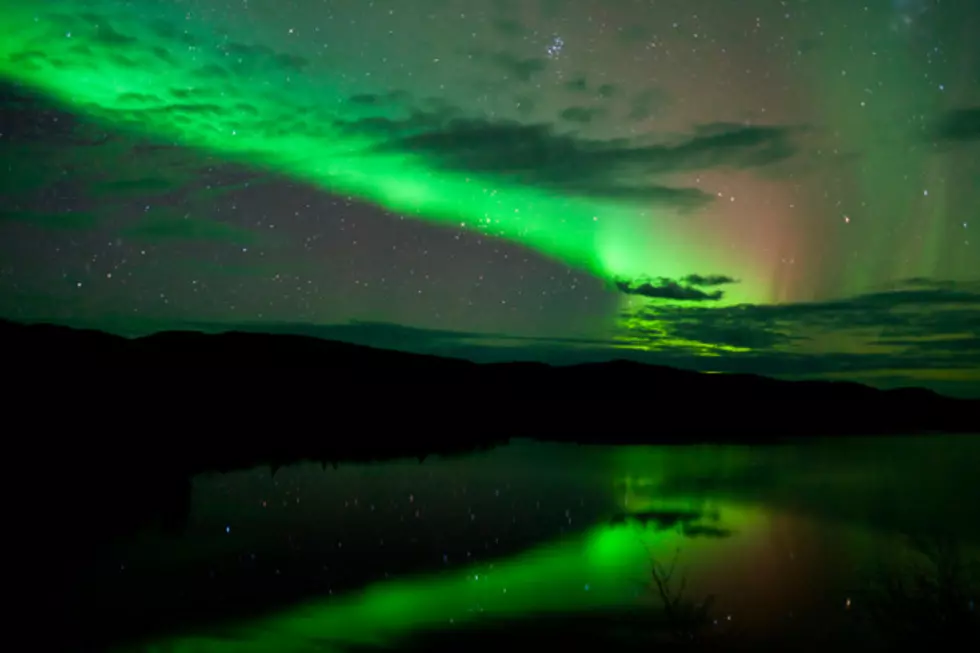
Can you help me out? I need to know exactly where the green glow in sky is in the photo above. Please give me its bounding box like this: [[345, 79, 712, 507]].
[[0, 1, 763, 303], [3, 0, 977, 395]]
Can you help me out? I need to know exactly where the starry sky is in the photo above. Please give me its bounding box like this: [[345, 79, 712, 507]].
[[0, 0, 978, 394]]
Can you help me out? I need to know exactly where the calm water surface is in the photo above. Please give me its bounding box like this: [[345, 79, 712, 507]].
[[79, 436, 979, 652]]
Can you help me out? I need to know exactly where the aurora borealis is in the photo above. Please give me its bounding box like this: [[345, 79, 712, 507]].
[[1, 0, 978, 392]]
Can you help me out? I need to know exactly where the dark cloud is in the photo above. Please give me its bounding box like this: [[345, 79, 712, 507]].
[[149, 19, 201, 47], [47, 12, 137, 47], [684, 274, 737, 287], [796, 38, 823, 55], [347, 90, 412, 107], [514, 95, 535, 116], [339, 111, 798, 207], [122, 215, 259, 244], [491, 18, 524, 37], [0, 210, 100, 230], [882, 276, 958, 290], [615, 277, 728, 301], [490, 0, 518, 16], [192, 64, 231, 81], [628, 87, 670, 121], [7, 25, 790, 212], [31, 13, 310, 85], [142, 278, 980, 397], [0, 18, 793, 215], [687, 122, 803, 165], [564, 76, 589, 93], [204, 320, 616, 352], [559, 106, 603, 124], [486, 52, 549, 81], [95, 177, 182, 195], [214, 41, 311, 74], [581, 185, 712, 205], [874, 337, 980, 352], [597, 84, 616, 99], [0, 86, 106, 194], [635, 284, 980, 343], [271, 284, 980, 394], [681, 524, 734, 539], [932, 107, 980, 143], [616, 280, 980, 388], [463, 47, 549, 82], [538, 0, 570, 18], [625, 310, 798, 350], [564, 77, 616, 100], [610, 509, 704, 529], [0, 81, 267, 211], [618, 25, 650, 43], [0, 85, 105, 145]]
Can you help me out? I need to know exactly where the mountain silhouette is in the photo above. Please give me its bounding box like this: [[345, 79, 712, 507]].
[[2, 318, 977, 476]]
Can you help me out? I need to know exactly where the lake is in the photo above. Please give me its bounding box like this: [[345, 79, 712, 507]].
[[68, 436, 979, 652]]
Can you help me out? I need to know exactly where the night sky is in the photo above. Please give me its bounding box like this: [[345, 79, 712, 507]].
[[0, 0, 978, 394]]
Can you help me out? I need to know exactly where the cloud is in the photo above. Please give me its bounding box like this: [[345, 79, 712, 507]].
[[616, 281, 723, 302], [485, 52, 549, 81], [628, 88, 671, 121], [610, 509, 705, 529], [491, 18, 524, 37], [0, 210, 100, 230], [874, 336, 980, 352], [564, 76, 588, 93], [563, 77, 617, 100], [235, 281, 980, 396], [614, 275, 738, 301], [626, 282, 980, 347], [490, 0, 519, 17], [796, 38, 823, 56], [342, 111, 798, 207], [559, 106, 604, 124], [615, 279, 980, 389], [513, 95, 535, 116], [346, 90, 412, 107], [932, 107, 980, 143], [683, 274, 738, 287], [91, 277, 977, 398], [95, 177, 184, 195], [122, 214, 260, 244], [0, 80, 271, 223], [185, 320, 618, 354], [619, 25, 650, 43], [2, 10, 801, 223], [681, 524, 734, 539], [0, 84, 105, 146]]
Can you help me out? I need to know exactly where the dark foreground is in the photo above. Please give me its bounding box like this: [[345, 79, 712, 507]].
[[3, 319, 979, 464], [28, 438, 980, 653], [4, 318, 976, 651]]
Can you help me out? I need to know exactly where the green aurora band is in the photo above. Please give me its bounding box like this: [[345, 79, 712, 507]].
[[0, 0, 766, 307]]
